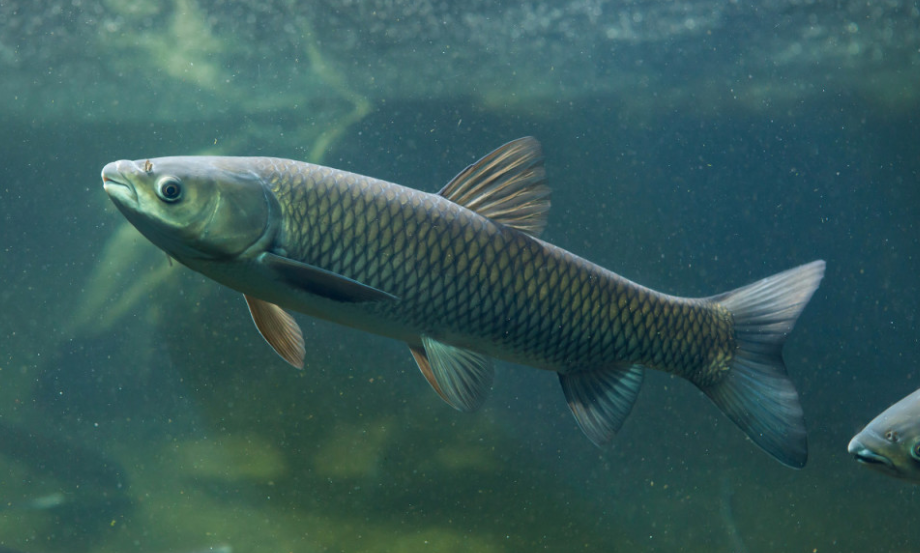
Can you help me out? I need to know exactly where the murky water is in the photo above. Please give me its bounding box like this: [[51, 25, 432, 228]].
[[1, 2, 918, 552]]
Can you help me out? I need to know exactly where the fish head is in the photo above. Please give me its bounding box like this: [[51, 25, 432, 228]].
[[102, 157, 277, 261], [848, 389, 920, 483]]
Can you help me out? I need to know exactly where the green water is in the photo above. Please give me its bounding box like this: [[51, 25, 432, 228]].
[[1, 2, 918, 552]]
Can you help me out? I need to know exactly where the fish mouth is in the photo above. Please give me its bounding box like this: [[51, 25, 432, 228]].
[[848, 439, 895, 468], [852, 449, 894, 468], [102, 163, 138, 206]]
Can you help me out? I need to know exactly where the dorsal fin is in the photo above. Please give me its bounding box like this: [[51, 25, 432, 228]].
[[438, 137, 550, 237]]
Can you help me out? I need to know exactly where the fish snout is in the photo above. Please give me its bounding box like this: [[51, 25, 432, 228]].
[[848, 436, 894, 468], [102, 160, 139, 205], [101, 159, 142, 181]]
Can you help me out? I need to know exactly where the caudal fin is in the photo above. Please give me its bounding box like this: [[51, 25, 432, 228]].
[[702, 260, 825, 468]]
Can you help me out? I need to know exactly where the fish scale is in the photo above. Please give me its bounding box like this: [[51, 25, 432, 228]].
[[102, 137, 824, 467], [261, 157, 734, 381]]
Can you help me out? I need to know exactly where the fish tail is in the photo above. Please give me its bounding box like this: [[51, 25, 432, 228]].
[[700, 260, 825, 468]]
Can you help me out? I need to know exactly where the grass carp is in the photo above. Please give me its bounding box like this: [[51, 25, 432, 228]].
[[849, 388, 920, 482], [102, 138, 824, 467]]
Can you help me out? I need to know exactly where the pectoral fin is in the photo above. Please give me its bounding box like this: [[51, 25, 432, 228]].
[[409, 336, 494, 412], [559, 365, 644, 447], [244, 294, 305, 369], [260, 252, 397, 303]]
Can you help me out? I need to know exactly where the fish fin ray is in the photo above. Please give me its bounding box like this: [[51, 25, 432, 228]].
[[244, 294, 305, 369], [417, 336, 494, 412], [437, 137, 550, 237], [700, 260, 825, 468], [260, 252, 397, 303], [559, 365, 644, 447], [408, 344, 450, 404]]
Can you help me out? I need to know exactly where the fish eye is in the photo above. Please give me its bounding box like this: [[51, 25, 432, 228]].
[[156, 177, 183, 203], [912, 441, 920, 461]]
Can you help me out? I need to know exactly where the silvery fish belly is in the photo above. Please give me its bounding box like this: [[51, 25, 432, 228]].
[[102, 137, 825, 468]]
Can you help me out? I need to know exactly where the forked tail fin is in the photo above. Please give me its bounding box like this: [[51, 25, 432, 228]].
[[701, 260, 825, 468]]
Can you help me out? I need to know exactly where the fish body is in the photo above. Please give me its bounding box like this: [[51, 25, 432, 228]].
[[102, 138, 824, 467], [849, 388, 920, 483]]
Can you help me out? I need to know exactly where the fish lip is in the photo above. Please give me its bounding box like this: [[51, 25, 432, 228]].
[[850, 445, 894, 468], [102, 165, 138, 206]]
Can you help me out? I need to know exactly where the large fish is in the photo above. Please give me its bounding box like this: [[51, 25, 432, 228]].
[[102, 138, 824, 467], [848, 388, 920, 483]]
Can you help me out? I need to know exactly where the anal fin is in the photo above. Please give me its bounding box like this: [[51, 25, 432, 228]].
[[244, 294, 305, 369], [409, 336, 494, 412], [559, 365, 644, 447]]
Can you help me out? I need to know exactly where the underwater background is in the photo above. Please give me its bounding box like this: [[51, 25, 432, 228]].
[[0, 1, 918, 552]]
